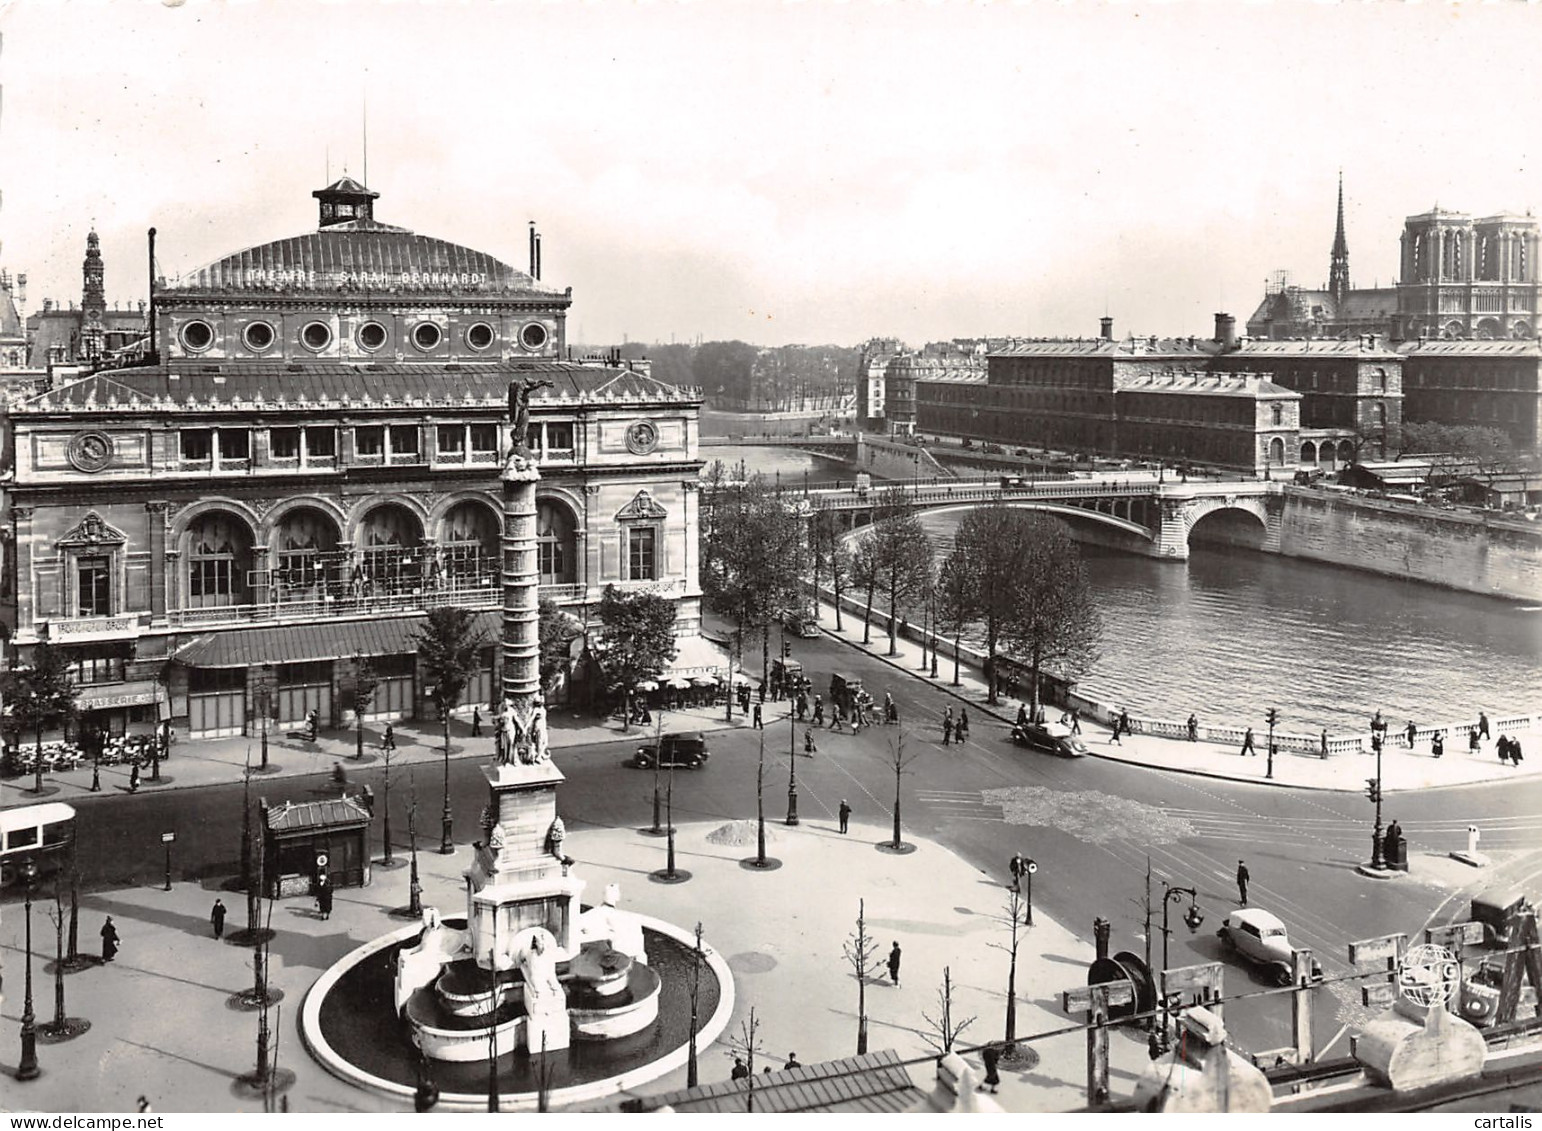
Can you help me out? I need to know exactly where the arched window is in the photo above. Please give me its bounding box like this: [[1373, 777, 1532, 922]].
[[187, 511, 254, 609], [272, 507, 342, 603], [536, 500, 578, 585], [441, 501, 501, 589], [357, 504, 424, 595], [1268, 437, 1285, 466]]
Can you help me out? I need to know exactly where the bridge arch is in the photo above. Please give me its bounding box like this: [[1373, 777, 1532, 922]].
[[836, 499, 1158, 559], [1183, 498, 1271, 551]]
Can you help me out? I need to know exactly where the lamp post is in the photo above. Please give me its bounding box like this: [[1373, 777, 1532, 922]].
[[255, 666, 274, 771], [929, 589, 939, 679], [440, 701, 454, 855], [408, 793, 423, 918], [785, 707, 799, 826], [1150, 880, 1203, 1053], [17, 856, 40, 1081], [1265, 707, 1279, 780], [1367, 736, 1386, 870]]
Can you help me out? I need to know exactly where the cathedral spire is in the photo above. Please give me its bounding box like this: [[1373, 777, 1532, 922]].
[[81, 228, 106, 363], [1329, 171, 1350, 307]]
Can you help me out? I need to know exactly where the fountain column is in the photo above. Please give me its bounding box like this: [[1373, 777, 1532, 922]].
[[501, 441, 541, 716]]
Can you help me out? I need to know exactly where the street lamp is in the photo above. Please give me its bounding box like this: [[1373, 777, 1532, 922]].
[[785, 707, 799, 826], [1367, 737, 1386, 870], [17, 856, 40, 1081], [440, 701, 454, 855], [255, 665, 274, 771], [1153, 881, 1204, 1052], [1265, 707, 1279, 780]]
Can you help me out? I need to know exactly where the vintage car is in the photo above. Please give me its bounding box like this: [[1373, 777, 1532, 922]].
[[829, 673, 864, 716], [1010, 721, 1087, 758], [782, 610, 821, 639], [1470, 890, 1535, 948], [630, 732, 711, 770], [1216, 908, 1325, 987], [1458, 955, 1539, 1027]]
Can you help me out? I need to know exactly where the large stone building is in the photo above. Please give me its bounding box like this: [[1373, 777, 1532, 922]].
[[1399, 339, 1542, 452], [1, 177, 707, 741], [1247, 181, 1542, 343]]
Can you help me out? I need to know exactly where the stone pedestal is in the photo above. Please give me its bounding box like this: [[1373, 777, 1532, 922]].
[[1355, 998, 1486, 1091]]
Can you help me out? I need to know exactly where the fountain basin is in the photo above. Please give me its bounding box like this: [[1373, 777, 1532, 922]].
[[405, 987, 526, 1062], [569, 941, 634, 997]]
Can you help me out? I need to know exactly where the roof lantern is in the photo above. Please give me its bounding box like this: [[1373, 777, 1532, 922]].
[[312, 176, 380, 228]]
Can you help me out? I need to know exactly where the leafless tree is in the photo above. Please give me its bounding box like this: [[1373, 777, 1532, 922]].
[[843, 898, 881, 1054], [987, 887, 1028, 1057], [920, 966, 977, 1056], [886, 730, 923, 850]]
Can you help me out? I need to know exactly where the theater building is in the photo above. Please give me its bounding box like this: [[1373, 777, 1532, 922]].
[[1, 178, 705, 741]]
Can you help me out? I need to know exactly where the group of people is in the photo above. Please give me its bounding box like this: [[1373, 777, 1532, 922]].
[[941, 706, 970, 745]]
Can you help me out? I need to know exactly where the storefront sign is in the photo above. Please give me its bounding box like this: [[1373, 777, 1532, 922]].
[[237, 269, 487, 289], [77, 683, 164, 711]]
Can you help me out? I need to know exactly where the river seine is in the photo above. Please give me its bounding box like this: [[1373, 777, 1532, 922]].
[[707, 444, 1542, 735]]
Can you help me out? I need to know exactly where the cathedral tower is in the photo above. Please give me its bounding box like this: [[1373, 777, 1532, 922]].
[[81, 229, 106, 362], [1328, 174, 1350, 308]]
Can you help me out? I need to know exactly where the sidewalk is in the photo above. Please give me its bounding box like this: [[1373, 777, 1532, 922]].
[[809, 598, 1542, 794], [1, 698, 785, 808], [0, 819, 1140, 1113]]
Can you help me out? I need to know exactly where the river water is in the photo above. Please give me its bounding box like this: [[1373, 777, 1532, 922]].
[[707, 444, 1542, 735]]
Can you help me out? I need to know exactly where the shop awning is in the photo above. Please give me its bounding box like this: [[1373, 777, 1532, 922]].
[[173, 611, 501, 669], [664, 632, 733, 678], [76, 680, 165, 711]]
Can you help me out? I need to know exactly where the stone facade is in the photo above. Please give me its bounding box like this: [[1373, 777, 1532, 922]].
[[1, 178, 704, 740]]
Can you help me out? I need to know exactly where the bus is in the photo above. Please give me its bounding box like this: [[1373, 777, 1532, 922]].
[[1, 802, 77, 886]]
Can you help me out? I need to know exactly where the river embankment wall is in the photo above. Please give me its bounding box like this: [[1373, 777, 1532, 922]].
[[1275, 489, 1542, 603]]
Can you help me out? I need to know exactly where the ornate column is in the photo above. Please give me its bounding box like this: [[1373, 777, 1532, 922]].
[[501, 445, 541, 709], [11, 506, 36, 632]]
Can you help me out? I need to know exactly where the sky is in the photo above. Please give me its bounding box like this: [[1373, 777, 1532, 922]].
[[2, 1, 1542, 348]]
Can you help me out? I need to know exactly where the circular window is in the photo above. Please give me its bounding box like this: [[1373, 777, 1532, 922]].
[[357, 321, 388, 351], [413, 322, 443, 351], [242, 321, 275, 351], [301, 321, 333, 351], [520, 321, 549, 351], [466, 322, 495, 351], [180, 320, 215, 353]]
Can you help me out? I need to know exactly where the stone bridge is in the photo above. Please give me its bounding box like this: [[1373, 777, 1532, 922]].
[[805, 473, 1282, 561]]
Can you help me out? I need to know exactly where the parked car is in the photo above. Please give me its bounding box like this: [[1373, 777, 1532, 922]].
[[1459, 955, 1540, 1027], [1216, 908, 1324, 987], [630, 732, 710, 770], [1470, 890, 1535, 948], [1010, 721, 1087, 758]]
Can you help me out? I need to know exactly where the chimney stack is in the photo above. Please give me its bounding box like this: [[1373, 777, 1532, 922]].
[[1214, 312, 1237, 350], [535, 233, 542, 282], [1099, 316, 1114, 341], [529, 221, 537, 277]]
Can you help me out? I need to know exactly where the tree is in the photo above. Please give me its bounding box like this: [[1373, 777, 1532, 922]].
[[873, 511, 933, 657], [41, 872, 89, 1040], [342, 654, 381, 762], [843, 898, 880, 1054], [538, 597, 582, 693], [988, 887, 1029, 1057], [936, 546, 976, 688], [593, 586, 678, 732], [811, 506, 847, 633], [414, 606, 487, 854], [886, 730, 922, 850], [701, 475, 804, 707], [725, 1006, 768, 1113], [920, 966, 976, 1056], [687, 921, 706, 1088], [848, 534, 882, 645], [1000, 515, 1103, 718], [1, 643, 78, 794]]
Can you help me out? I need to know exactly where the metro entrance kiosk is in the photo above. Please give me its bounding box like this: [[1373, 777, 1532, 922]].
[[260, 796, 372, 898]]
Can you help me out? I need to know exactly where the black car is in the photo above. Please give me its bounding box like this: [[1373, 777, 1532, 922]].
[[631, 732, 711, 769], [1010, 721, 1087, 758]]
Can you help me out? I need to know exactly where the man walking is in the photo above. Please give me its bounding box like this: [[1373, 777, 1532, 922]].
[[887, 941, 902, 985], [1241, 727, 1256, 756], [942, 712, 953, 746], [884, 691, 896, 725], [957, 708, 970, 743], [100, 916, 120, 962], [796, 692, 808, 722], [804, 729, 817, 756], [1069, 706, 1081, 736], [838, 799, 851, 834], [383, 722, 396, 753], [812, 695, 824, 727], [1478, 710, 1491, 740], [471, 707, 483, 737], [211, 898, 227, 940], [1009, 852, 1025, 891], [1404, 719, 1418, 749], [1187, 714, 1199, 742], [752, 703, 763, 729], [1236, 860, 1250, 904]]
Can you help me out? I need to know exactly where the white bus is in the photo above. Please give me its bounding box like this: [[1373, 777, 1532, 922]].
[[1, 802, 76, 885]]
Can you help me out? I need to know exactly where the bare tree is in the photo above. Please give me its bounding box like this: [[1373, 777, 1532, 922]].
[[687, 921, 706, 1088], [987, 887, 1028, 1057], [843, 898, 880, 1054], [725, 1007, 769, 1113], [886, 730, 922, 850], [920, 966, 977, 1056]]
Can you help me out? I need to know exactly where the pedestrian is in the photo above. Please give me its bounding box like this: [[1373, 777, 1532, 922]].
[[884, 691, 895, 725], [306, 708, 319, 741], [957, 709, 970, 742], [888, 697, 899, 725], [887, 941, 902, 985], [1069, 706, 1081, 736], [1405, 719, 1417, 749], [136, 1097, 153, 1114], [1236, 860, 1250, 904], [1320, 728, 1329, 758], [1469, 727, 1481, 753], [360, 783, 375, 814], [1109, 710, 1122, 746], [1478, 710, 1491, 740], [731, 1057, 749, 1081], [785, 1052, 801, 1070], [838, 798, 851, 833], [1498, 735, 1511, 765], [805, 729, 817, 756], [979, 1045, 1001, 1094], [1512, 737, 1524, 767], [471, 707, 483, 737], [129, 761, 141, 792], [942, 714, 953, 746], [1432, 731, 1444, 759], [211, 898, 226, 940], [1016, 704, 1029, 729], [317, 881, 334, 921], [1241, 727, 1256, 756], [1187, 714, 1199, 742], [100, 916, 120, 962], [1117, 708, 1130, 738], [812, 696, 824, 726], [1009, 852, 1025, 891], [796, 692, 808, 721], [383, 722, 396, 752], [759, 682, 766, 704], [752, 703, 763, 729]]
